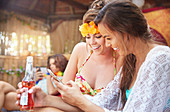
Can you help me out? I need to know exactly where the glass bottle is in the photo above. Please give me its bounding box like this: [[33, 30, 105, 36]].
[[20, 56, 35, 111]]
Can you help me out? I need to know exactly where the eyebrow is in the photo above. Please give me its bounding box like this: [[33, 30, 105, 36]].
[[103, 35, 110, 38]]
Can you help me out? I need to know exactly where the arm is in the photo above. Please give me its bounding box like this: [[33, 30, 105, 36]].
[[46, 75, 59, 95], [35, 68, 44, 82], [44, 94, 82, 112], [55, 80, 105, 112], [47, 42, 86, 95], [46, 43, 86, 95], [55, 74, 123, 112], [62, 42, 86, 83], [16, 84, 82, 112]]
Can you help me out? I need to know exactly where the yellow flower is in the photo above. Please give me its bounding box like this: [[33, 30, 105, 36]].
[[79, 21, 100, 37]]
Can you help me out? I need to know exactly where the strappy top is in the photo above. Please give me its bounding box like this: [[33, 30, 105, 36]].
[[75, 50, 116, 96]]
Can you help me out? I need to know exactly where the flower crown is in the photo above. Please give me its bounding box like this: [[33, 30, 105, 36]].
[[79, 21, 100, 37]]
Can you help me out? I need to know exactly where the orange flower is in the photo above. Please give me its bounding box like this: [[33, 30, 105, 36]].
[[79, 21, 100, 37]]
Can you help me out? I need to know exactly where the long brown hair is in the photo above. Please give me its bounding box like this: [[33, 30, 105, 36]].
[[95, 1, 152, 107], [47, 54, 68, 72]]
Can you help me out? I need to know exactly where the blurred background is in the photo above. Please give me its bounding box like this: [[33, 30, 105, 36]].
[[0, 0, 169, 87]]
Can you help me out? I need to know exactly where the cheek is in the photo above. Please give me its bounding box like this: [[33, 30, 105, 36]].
[[105, 40, 111, 47], [98, 39, 105, 45], [50, 64, 56, 68], [86, 39, 90, 44]]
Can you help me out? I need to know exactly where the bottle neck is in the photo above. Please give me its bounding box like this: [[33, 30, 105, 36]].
[[23, 61, 34, 81]]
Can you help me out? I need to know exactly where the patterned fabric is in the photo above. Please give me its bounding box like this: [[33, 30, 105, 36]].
[[75, 50, 104, 96], [86, 45, 170, 112], [75, 67, 104, 96]]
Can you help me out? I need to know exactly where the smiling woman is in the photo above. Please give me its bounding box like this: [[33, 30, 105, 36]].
[[1, 0, 119, 112], [35, 1, 169, 112]]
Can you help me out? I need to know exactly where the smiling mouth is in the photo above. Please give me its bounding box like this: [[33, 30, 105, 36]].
[[92, 45, 101, 50]]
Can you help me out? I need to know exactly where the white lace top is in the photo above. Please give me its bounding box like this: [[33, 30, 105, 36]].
[[85, 45, 170, 112]]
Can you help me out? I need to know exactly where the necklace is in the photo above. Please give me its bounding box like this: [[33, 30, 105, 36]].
[[113, 52, 117, 76]]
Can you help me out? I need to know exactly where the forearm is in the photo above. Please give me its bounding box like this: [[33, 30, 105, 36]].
[[76, 96, 105, 112], [44, 95, 82, 112], [46, 76, 58, 95]]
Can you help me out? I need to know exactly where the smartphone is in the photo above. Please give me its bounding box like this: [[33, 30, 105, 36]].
[[47, 69, 63, 83]]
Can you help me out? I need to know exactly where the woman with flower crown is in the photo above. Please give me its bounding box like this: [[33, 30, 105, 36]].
[[33, 1, 169, 112], [42, 0, 119, 97], [16, 1, 169, 112]]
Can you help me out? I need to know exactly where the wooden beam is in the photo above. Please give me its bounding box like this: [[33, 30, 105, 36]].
[[0, 4, 47, 20], [49, 0, 56, 15], [29, 0, 39, 10], [48, 14, 83, 20], [69, 6, 75, 14], [58, 0, 88, 10]]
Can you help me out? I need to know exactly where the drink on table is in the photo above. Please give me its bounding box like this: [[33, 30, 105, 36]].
[[20, 56, 35, 111]]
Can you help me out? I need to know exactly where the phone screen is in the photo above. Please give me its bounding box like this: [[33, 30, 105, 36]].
[[47, 69, 62, 83]]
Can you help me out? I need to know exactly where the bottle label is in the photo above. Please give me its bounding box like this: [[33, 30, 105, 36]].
[[20, 88, 28, 105]]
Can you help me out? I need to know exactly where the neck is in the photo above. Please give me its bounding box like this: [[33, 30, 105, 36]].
[[92, 49, 114, 64], [130, 39, 156, 64]]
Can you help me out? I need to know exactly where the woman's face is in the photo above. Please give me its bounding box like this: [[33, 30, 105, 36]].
[[49, 58, 60, 73], [98, 23, 126, 56], [85, 33, 110, 55]]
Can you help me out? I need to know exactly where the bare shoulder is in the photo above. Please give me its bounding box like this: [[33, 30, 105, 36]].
[[73, 42, 87, 56], [74, 42, 86, 51], [72, 42, 88, 65]]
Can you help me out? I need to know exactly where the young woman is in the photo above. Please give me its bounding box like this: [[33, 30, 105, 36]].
[[35, 54, 68, 94], [42, 1, 169, 112], [2, 0, 117, 111]]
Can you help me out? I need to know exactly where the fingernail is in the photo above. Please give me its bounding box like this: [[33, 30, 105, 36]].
[[18, 84, 22, 89], [20, 89, 23, 92], [16, 101, 18, 105], [17, 94, 20, 98]]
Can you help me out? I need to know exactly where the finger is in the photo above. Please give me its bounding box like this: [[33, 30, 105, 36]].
[[66, 80, 77, 87], [28, 86, 43, 96], [16, 87, 27, 94], [17, 82, 22, 89], [16, 87, 28, 105], [54, 80, 66, 91], [37, 72, 43, 76], [16, 92, 21, 99], [52, 77, 59, 84], [38, 76, 43, 80], [16, 100, 20, 106], [36, 68, 40, 72]]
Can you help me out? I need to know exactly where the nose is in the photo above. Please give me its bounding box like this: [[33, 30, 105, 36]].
[[90, 37, 96, 45]]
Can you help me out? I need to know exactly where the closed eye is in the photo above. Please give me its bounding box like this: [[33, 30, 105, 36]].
[[86, 36, 90, 39], [95, 35, 102, 38], [106, 37, 111, 40]]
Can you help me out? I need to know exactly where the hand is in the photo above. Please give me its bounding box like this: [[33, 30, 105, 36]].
[[16, 82, 48, 108], [53, 80, 83, 106], [35, 68, 44, 81]]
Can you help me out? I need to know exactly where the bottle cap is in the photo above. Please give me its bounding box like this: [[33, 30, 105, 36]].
[[27, 56, 33, 62]]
